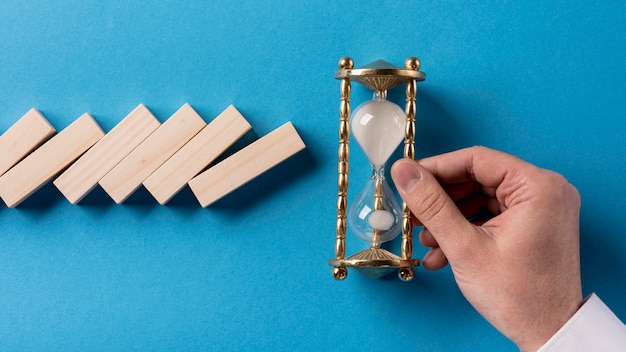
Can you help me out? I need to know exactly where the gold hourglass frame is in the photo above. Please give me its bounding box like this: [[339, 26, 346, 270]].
[[329, 57, 426, 281]]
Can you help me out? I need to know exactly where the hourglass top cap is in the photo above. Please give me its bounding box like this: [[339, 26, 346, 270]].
[[335, 57, 425, 92]]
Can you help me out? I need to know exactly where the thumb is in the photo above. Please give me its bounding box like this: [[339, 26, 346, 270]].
[[390, 159, 476, 256]]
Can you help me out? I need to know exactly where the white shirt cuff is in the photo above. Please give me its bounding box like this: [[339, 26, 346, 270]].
[[538, 293, 626, 351]]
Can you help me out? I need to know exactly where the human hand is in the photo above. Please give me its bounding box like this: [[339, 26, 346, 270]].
[[390, 146, 583, 351]]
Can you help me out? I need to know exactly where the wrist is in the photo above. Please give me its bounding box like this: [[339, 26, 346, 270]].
[[516, 293, 584, 352]]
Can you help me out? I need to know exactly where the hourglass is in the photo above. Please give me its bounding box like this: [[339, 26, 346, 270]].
[[329, 57, 425, 281]]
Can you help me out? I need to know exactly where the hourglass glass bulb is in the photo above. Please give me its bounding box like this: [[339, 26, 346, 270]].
[[347, 170, 403, 246], [351, 96, 405, 169]]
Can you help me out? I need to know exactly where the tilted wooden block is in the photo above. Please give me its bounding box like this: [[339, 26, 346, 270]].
[[143, 105, 251, 205], [0, 113, 104, 208], [99, 103, 206, 204], [0, 108, 56, 177], [188, 121, 305, 207], [54, 104, 160, 204]]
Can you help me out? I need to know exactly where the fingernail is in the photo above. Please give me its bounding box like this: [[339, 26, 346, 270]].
[[392, 161, 422, 192]]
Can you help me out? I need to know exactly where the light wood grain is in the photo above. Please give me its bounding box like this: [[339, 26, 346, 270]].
[[0, 113, 104, 207], [54, 104, 160, 204], [99, 103, 206, 204], [143, 105, 251, 205], [0, 108, 56, 177], [188, 121, 305, 207]]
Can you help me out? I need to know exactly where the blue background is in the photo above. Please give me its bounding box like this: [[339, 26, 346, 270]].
[[1, 1, 624, 351]]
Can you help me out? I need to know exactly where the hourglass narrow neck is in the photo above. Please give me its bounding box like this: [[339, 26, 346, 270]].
[[370, 166, 386, 180]]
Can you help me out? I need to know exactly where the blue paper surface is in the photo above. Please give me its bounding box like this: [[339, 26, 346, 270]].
[[0, 1, 624, 350]]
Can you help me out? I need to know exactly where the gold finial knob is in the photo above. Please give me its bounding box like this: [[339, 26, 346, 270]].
[[339, 57, 354, 70], [332, 266, 348, 280], [398, 267, 415, 281], [404, 57, 420, 71]]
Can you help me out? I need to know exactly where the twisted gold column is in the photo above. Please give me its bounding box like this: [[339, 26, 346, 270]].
[[399, 57, 420, 281], [333, 57, 353, 280]]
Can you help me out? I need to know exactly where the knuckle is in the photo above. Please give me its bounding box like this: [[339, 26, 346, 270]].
[[569, 183, 581, 207], [468, 145, 488, 153], [413, 188, 449, 224], [536, 170, 581, 207]]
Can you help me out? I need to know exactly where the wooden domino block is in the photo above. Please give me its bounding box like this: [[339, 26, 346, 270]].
[[53, 104, 160, 204], [143, 105, 251, 205], [0, 113, 104, 207], [99, 103, 206, 204], [188, 121, 305, 207], [0, 108, 56, 177]]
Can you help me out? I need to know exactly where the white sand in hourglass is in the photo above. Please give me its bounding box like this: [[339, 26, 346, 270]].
[[368, 209, 395, 231]]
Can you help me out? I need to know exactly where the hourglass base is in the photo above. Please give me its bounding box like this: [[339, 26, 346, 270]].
[[329, 247, 420, 280]]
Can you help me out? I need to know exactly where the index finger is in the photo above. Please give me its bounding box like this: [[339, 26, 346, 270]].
[[417, 146, 535, 188]]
